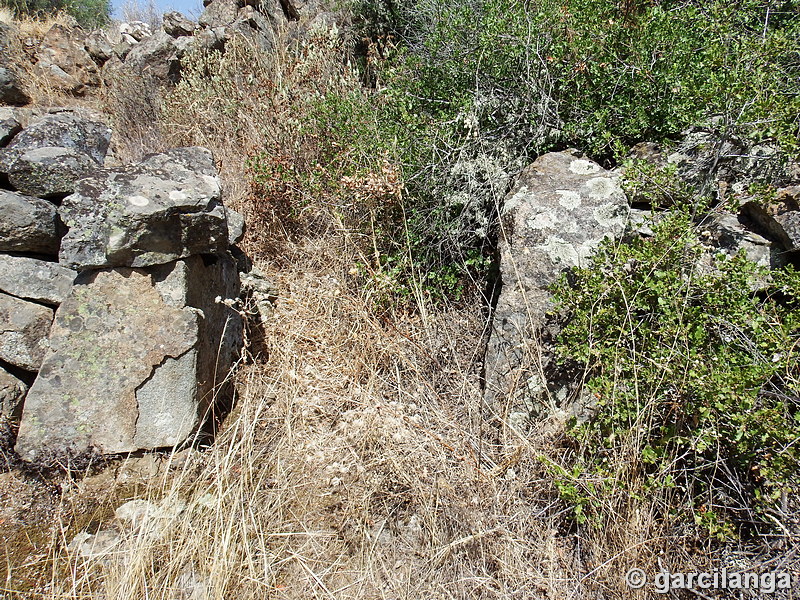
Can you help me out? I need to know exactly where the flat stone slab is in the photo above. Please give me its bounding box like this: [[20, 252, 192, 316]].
[[484, 150, 629, 424], [0, 190, 60, 254], [0, 255, 76, 305], [15, 253, 242, 462], [1, 146, 98, 199], [14, 268, 198, 461], [58, 146, 231, 269], [0, 291, 54, 371]]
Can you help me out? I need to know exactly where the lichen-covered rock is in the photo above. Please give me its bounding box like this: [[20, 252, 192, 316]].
[[0, 146, 98, 198], [59, 146, 233, 269], [0, 255, 76, 305], [119, 21, 152, 42], [703, 213, 782, 269], [199, 0, 242, 28], [0, 190, 60, 254], [194, 0, 278, 51], [14, 253, 242, 462], [5, 112, 111, 165], [36, 24, 100, 95], [484, 151, 629, 427], [0, 367, 27, 421], [0, 291, 53, 371], [84, 29, 114, 64]]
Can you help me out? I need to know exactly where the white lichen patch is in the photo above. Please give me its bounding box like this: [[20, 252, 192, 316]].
[[169, 189, 188, 201], [585, 176, 619, 199], [526, 209, 557, 230], [127, 195, 149, 207], [556, 189, 582, 209], [593, 202, 629, 229], [569, 159, 601, 175], [502, 186, 530, 215]]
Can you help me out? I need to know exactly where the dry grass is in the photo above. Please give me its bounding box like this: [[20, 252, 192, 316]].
[[0, 10, 105, 108], [0, 229, 702, 600]]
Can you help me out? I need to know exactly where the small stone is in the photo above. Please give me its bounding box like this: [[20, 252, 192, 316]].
[[0, 190, 60, 254], [0, 291, 53, 371], [0, 367, 27, 420]]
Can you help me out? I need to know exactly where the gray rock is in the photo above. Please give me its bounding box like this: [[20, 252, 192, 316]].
[[741, 198, 800, 253], [199, 0, 242, 28], [163, 11, 196, 37], [0, 291, 53, 371], [119, 21, 152, 42], [84, 29, 114, 64], [35, 24, 100, 95], [484, 151, 629, 427], [123, 30, 189, 83], [0, 367, 27, 421], [191, 27, 226, 51], [1, 146, 98, 198], [0, 190, 60, 254], [240, 264, 276, 322], [0, 255, 76, 305], [113, 40, 133, 60], [59, 147, 233, 270], [0, 109, 22, 147], [14, 253, 242, 461], [226, 207, 245, 244], [6, 112, 111, 165], [703, 213, 783, 269], [229, 5, 276, 50], [0, 66, 29, 106]]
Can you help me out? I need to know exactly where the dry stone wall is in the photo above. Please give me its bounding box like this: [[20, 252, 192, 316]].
[[0, 106, 246, 465]]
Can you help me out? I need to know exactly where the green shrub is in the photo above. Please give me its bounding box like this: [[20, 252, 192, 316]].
[[345, 0, 800, 306], [549, 210, 800, 537], [1, 0, 110, 28]]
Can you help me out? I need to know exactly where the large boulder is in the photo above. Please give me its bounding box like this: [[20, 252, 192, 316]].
[[0, 190, 61, 254], [35, 24, 100, 95], [195, 0, 278, 51], [0, 367, 27, 421], [84, 29, 114, 65], [0, 255, 76, 305], [59, 146, 236, 269], [14, 253, 242, 462], [483, 151, 629, 427], [198, 0, 242, 28], [0, 291, 53, 372], [740, 187, 800, 253], [0, 146, 98, 198]]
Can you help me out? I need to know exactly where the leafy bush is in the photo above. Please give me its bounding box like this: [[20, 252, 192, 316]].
[[345, 0, 800, 301], [549, 211, 800, 536]]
